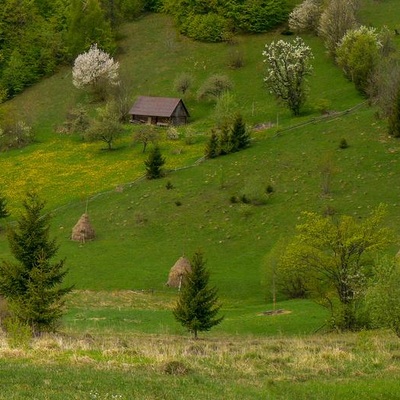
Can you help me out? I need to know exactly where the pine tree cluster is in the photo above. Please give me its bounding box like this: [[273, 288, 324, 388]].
[[205, 114, 250, 159]]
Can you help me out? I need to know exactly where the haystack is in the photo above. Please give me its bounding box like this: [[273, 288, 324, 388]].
[[166, 256, 192, 289], [71, 213, 95, 242]]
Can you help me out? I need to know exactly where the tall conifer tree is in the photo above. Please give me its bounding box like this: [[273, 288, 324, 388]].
[[0, 191, 72, 334], [173, 251, 223, 339]]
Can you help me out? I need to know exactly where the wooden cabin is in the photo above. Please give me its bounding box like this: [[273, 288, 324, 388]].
[[129, 96, 190, 126]]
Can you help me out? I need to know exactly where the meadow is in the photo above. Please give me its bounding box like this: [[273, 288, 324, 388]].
[[0, 0, 400, 398]]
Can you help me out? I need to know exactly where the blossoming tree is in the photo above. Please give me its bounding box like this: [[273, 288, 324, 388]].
[[72, 44, 119, 98], [262, 37, 313, 116]]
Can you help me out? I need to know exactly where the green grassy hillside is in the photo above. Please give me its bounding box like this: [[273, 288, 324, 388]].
[[0, 5, 399, 306], [1, 2, 400, 399]]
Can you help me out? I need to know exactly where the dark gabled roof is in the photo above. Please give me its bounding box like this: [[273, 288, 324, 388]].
[[129, 96, 189, 117]]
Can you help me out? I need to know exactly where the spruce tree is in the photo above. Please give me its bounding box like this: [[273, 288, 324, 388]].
[[0, 191, 72, 334], [219, 124, 233, 155], [205, 131, 220, 158], [231, 113, 250, 151], [144, 145, 166, 179], [173, 251, 223, 339], [0, 193, 9, 221]]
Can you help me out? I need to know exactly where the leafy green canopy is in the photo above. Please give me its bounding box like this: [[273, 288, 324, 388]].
[[163, 0, 290, 42], [279, 205, 392, 331]]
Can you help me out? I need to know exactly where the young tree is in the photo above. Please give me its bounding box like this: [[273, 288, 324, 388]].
[[318, 0, 358, 58], [84, 101, 124, 150], [336, 26, 381, 93], [0, 191, 72, 334], [133, 125, 160, 153], [72, 44, 119, 99], [144, 145, 166, 179], [205, 131, 220, 159], [173, 251, 223, 339], [280, 205, 392, 331], [174, 73, 194, 96], [0, 194, 9, 227], [230, 113, 250, 151], [213, 91, 239, 130], [262, 37, 314, 116]]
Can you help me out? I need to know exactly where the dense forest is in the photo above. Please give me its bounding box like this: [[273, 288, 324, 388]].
[[0, 0, 289, 100]]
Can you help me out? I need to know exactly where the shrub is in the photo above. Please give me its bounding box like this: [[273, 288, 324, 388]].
[[227, 49, 245, 69], [185, 13, 228, 42], [162, 361, 190, 375], [3, 317, 32, 349], [339, 138, 348, 149], [198, 74, 233, 101], [314, 98, 331, 114], [174, 73, 194, 95], [238, 0, 289, 33], [59, 105, 90, 135], [0, 120, 34, 151], [266, 185, 274, 195]]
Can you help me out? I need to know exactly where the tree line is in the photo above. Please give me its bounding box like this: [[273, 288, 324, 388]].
[[0, 0, 155, 100]]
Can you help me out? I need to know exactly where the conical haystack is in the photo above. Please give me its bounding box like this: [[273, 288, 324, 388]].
[[166, 256, 192, 289], [71, 213, 95, 242]]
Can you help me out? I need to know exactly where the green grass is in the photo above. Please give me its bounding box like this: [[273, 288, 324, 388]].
[[1, 329, 400, 399]]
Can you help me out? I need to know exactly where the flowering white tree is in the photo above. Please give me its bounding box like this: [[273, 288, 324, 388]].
[[262, 37, 313, 116], [289, 0, 323, 34], [72, 44, 119, 97]]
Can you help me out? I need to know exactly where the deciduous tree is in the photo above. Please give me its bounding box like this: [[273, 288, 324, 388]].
[[133, 125, 160, 153], [72, 44, 119, 99], [318, 0, 358, 57], [85, 101, 124, 150], [336, 26, 381, 93], [173, 251, 223, 339], [279, 205, 392, 330], [288, 0, 323, 34], [263, 37, 313, 116], [66, 0, 115, 58]]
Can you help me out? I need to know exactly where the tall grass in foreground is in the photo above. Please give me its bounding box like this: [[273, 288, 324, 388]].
[[0, 330, 399, 399]]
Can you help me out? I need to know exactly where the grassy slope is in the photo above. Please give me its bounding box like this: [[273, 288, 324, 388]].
[[0, 2, 400, 399], [0, 3, 399, 324]]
